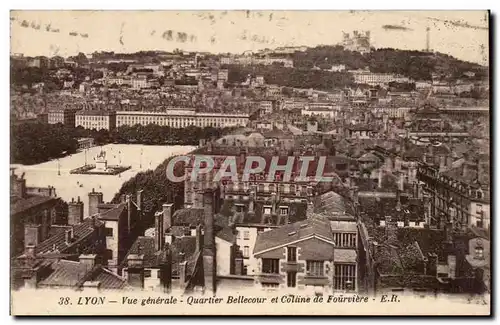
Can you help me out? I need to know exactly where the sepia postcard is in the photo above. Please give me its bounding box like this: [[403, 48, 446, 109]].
[[9, 10, 491, 316]]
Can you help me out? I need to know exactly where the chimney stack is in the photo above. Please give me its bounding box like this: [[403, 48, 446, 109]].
[[179, 261, 187, 284], [24, 224, 42, 250], [68, 197, 84, 225], [126, 254, 145, 289], [88, 188, 104, 217], [126, 194, 133, 232], [154, 211, 165, 251], [79, 254, 97, 271], [65, 228, 74, 245], [202, 190, 216, 294], [162, 203, 174, 232]]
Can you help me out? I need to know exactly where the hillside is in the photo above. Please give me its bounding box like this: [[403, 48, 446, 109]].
[[289, 45, 487, 81]]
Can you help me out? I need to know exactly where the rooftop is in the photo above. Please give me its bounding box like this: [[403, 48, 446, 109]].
[[11, 195, 58, 216], [253, 214, 334, 255]]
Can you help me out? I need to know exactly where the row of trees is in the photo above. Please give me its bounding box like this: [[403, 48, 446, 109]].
[[11, 122, 235, 165], [11, 122, 79, 165]]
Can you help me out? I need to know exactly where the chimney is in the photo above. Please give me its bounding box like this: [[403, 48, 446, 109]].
[[24, 244, 36, 259], [126, 194, 133, 232], [68, 197, 84, 225], [195, 224, 203, 252], [202, 191, 215, 252], [79, 254, 97, 270], [136, 190, 143, 211], [162, 203, 174, 232], [154, 211, 165, 251], [202, 190, 216, 294], [234, 255, 244, 275], [159, 245, 172, 293], [378, 169, 383, 188], [24, 224, 42, 249], [126, 254, 145, 289], [65, 228, 74, 245], [11, 173, 27, 198], [179, 261, 187, 284], [82, 281, 101, 292], [88, 188, 103, 217]]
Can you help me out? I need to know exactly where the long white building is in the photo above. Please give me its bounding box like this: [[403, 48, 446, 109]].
[[115, 109, 250, 128]]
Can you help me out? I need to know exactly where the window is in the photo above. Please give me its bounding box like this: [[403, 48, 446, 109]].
[[334, 264, 356, 291], [287, 247, 297, 262], [263, 206, 272, 215], [332, 233, 356, 248], [306, 261, 324, 276], [104, 228, 113, 237], [236, 204, 245, 213], [144, 270, 152, 278], [279, 207, 289, 216], [287, 272, 297, 287], [243, 231, 250, 240], [236, 230, 240, 240], [262, 258, 279, 274], [243, 246, 249, 258], [475, 247, 484, 259], [262, 283, 279, 289]]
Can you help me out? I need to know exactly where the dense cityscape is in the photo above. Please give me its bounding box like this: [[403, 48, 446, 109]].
[[10, 24, 490, 306]]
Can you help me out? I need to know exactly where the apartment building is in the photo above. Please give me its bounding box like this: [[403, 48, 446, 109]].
[[75, 110, 117, 131], [115, 110, 249, 129], [253, 211, 358, 294], [48, 108, 80, 127]]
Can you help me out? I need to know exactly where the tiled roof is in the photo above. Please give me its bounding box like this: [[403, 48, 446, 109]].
[[38, 260, 129, 290], [98, 203, 126, 221], [84, 267, 129, 291], [254, 214, 334, 254], [38, 260, 89, 287], [31, 217, 103, 256], [11, 195, 58, 216], [314, 190, 355, 217], [216, 226, 236, 243], [171, 236, 198, 275], [123, 236, 162, 268]]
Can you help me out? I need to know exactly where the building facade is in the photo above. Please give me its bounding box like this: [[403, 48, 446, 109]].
[[115, 110, 249, 129], [48, 108, 80, 127], [75, 110, 117, 130]]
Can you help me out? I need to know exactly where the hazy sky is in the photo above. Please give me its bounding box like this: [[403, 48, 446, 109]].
[[10, 11, 489, 65]]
